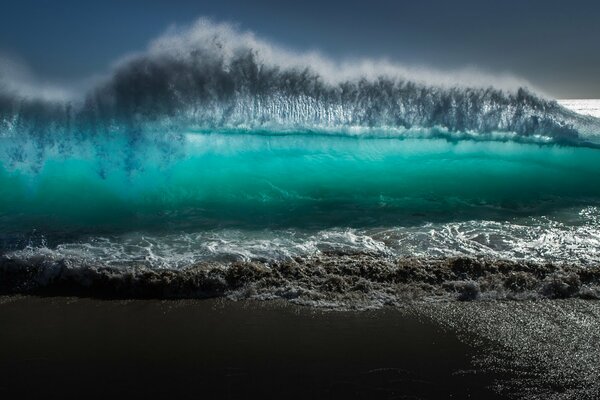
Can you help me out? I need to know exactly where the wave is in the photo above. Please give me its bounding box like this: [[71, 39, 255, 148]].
[[2, 20, 600, 173], [2, 19, 600, 310], [2, 137, 600, 232]]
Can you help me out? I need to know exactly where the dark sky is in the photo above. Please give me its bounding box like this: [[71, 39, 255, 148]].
[[1, 0, 599, 98]]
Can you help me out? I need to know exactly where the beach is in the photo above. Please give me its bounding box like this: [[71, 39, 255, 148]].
[[2, 296, 598, 399], [0, 295, 506, 399]]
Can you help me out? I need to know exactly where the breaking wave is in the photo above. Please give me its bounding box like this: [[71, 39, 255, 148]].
[[2, 20, 600, 174], [2, 19, 600, 307]]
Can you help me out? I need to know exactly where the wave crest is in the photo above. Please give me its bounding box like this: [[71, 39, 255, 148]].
[[1, 19, 599, 152]]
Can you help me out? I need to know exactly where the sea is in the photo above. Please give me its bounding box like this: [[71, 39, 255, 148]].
[[1, 23, 600, 308]]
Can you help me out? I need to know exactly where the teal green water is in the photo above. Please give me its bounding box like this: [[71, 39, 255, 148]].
[[2, 132, 600, 234]]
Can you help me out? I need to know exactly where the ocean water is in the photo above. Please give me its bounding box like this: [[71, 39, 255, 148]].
[[558, 99, 600, 119], [2, 23, 600, 306], [2, 133, 600, 263]]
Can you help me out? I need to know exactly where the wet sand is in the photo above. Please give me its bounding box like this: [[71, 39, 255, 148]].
[[0, 296, 504, 399]]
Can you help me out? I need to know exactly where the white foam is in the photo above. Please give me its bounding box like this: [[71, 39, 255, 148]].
[[7, 206, 600, 269]]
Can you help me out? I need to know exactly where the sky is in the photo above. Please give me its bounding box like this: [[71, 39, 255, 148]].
[[0, 0, 599, 99]]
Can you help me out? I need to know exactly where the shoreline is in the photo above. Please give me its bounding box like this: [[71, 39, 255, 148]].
[[2, 255, 599, 307]]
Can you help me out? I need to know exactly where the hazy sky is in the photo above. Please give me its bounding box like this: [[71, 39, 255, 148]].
[[1, 0, 599, 98]]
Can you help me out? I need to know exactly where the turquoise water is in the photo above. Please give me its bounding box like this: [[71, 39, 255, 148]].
[[2, 132, 600, 235]]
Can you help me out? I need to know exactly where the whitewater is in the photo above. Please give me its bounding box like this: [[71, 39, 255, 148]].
[[1, 20, 600, 307]]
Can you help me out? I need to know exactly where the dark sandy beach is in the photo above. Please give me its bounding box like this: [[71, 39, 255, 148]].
[[2, 297, 599, 399], [0, 296, 507, 400]]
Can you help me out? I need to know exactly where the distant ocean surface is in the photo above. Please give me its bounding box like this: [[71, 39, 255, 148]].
[[1, 23, 600, 307], [558, 99, 600, 118]]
